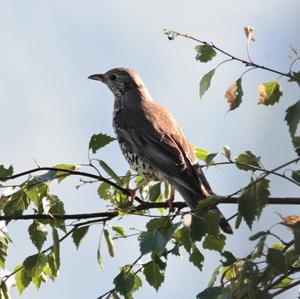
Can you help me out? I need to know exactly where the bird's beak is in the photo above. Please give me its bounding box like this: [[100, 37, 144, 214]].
[[88, 74, 105, 82]]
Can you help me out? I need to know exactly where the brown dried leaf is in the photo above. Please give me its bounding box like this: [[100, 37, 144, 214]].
[[258, 84, 267, 104], [224, 79, 243, 110], [244, 26, 255, 41], [225, 82, 237, 102], [283, 215, 300, 225]]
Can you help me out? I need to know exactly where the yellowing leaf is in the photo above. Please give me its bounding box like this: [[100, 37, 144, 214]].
[[104, 229, 115, 257], [192, 146, 209, 161], [258, 81, 283, 105], [225, 78, 243, 110]]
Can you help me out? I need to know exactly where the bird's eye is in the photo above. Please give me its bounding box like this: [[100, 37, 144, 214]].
[[109, 74, 117, 81]]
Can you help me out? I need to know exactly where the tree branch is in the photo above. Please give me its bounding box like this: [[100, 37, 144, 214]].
[[165, 30, 300, 82], [1, 197, 299, 222]]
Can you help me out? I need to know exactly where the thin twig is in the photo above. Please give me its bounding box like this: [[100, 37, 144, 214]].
[[170, 31, 298, 81], [0, 197, 300, 222]]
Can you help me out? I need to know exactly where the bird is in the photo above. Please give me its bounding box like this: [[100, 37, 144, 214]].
[[88, 67, 233, 234]]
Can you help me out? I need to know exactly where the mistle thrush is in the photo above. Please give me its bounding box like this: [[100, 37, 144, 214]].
[[89, 67, 233, 234]]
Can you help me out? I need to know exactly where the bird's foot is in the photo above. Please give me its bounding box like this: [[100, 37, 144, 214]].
[[125, 188, 138, 202], [167, 188, 175, 213]]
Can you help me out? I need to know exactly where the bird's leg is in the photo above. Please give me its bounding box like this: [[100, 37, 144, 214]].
[[167, 187, 176, 212], [126, 188, 137, 202], [126, 177, 150, 203]]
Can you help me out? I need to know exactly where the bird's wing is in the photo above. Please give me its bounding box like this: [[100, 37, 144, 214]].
[[117, 103, 211, 197]]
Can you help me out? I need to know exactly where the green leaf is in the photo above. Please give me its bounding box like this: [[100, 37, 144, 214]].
[[196, 195, 224, 210], [175, 227, 192, 253], [249, 231, 267, 241], [197, 286, 223, 299], [235, 151, 261, 171], [208, 266, 221, 287], [99, 160, 120, 183], [139, 219, 180, 255], [0, 165, 13, 181], [28, 221, 47, 251], [223, 146, 231, 160], [25, 181, 48, 210], [143, 261, 164, 291], [285, 249, 299, 268], [45, 194, 65, 216], [272, 242, 285, 251], [104, 229, 115, 257], [139, 230, 166, 255], [238, 177, 270, 229], [0, 281, 10, 299], [274, 277, 293, 289], [258, 81, 283, 105], [52, 227, 60, 271], [252, 235, 267, 259], [97, 182, 113, 201], [235, 212, 242, 229], [288, 71, 300, 86], [190, 215, 209, 241], [189, 245, 204, 270], [205, 153, 218, 166], [195, 45, 217, 62], [203, 210, 220, 237], [221, 251, 237, 267], [267, 248, 287, 273], [292, 222, 300, 254], [285, 100, 300, 137], [0, 230, 10, 269], [132, 274, 142, 293], [292, 170, 300, 183], [292, 135, 300, 156], [193, 146, 209, 161], [114, 268, 134, 297], [46, 251, 59, 279], [72, 226, 89, 249], [114, 267, 142, 298], [225, 78, 243, 111], [15, 265, 30, 294], [112, 292, 121, 299], [149, 183, 161, 202], [44, 194, 66, 231], [238, 190, 256, 229], [32, 272, 47, 290], [89, 133, 115, 154], [23, 253, 48, 278], [163, 182, 172, 200], [252, 177, 270, 216], [203, 234, 226, 252], [112, 226, 126, 237], [199, 69, 215, 98], [3, 191, 29, 217], [53, 164, 77, 183]]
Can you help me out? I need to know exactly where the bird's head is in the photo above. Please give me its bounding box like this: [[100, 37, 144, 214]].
[[88, 67, 145, 98]]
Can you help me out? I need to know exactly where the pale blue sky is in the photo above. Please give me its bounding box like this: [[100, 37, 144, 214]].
[[0, 1, 299, 298]]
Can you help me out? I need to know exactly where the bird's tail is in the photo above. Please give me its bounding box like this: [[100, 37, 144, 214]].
[[174, 185, 233, 234], [217, 207, 233, 234]]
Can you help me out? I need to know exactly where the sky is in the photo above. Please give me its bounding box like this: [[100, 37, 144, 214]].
[[0, 0, 299, 298]]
